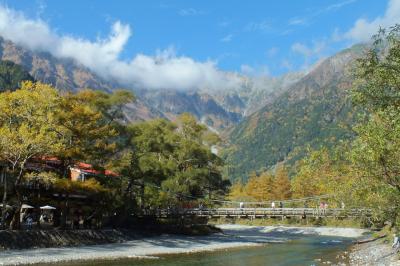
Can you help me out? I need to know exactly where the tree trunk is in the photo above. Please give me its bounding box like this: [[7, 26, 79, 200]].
[[1, 167, 7, 230], [60, 193, 69, 229], [9, 162, 27, 230], [9, 199, 21, 230]]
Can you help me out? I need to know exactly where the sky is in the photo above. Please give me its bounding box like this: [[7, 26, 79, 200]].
[[0, 0, 398, 90]]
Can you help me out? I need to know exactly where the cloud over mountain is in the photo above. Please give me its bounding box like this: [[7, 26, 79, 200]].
[[0, 6, 240, 90], [344, 0, 400, 42]]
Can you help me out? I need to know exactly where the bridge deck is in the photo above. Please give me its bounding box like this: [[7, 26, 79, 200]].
[[155, 208, 370, 218]]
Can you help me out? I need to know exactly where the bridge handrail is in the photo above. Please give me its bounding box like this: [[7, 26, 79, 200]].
[[158, 207, 372, 217]]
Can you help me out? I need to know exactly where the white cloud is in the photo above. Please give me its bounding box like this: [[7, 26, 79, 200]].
[[288, 17, 307, 26], [267, 47, 279, 57], [291, 43, 312, 58], [218, 20, 230, 27], [220, 34, 233, 43], [240, 64, 255, 74], [324, 0, 357, 12], [178, 8, 203, 16], [240, 64, 269, 76], [291, 41, 326, 58], [280, 59, 293, 70], [0, 6, 241, 90], [245, 20, 271, 32], [291, 41, 327, 69], [286, 0, 356, 29], [344, 0, 400, 42]]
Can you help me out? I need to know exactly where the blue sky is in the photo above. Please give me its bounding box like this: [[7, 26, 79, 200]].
[[0, 0, 397, 89]]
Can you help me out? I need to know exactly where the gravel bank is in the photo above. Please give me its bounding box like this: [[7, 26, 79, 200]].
[[349, 240, 400, 265], [217, 224, 368, 238], [0, 225, 367, 265]]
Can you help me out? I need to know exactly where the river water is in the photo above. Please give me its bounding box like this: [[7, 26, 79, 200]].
[[51, 235, 352, 266]]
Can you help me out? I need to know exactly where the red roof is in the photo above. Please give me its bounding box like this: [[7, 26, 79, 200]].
[[31, 156, 119, 177], [74, 162, 119, 177]]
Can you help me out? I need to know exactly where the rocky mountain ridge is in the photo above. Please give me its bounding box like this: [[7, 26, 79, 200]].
[[0, 37, 302, 132]]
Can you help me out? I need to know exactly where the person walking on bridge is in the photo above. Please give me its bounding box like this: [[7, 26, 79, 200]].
[[319, 202, 325, 215]]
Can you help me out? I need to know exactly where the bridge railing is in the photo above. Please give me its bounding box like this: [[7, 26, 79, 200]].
[[157, 207, 371, 218]]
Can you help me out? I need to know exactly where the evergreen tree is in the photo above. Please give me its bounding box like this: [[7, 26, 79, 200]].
[[0, 61, 34, 92]]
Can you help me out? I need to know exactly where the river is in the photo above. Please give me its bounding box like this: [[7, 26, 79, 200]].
[[1, 225, 366, 266], [37, 235, 352, 266]]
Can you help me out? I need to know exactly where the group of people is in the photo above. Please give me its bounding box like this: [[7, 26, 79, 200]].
[[20, 212, 36, 229], [238, 201, 285, 209], [237, 201, 346, 210], [270, 201, 284, 209]]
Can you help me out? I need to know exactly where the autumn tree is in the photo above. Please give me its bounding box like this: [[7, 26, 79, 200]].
[[255, 172, 275, 201], [244, 172, 260, 200], [273, 164, 292, 200], [228, 181, 245, 201], [0, 82, 65, 228], [350, 25, 400, 225], [55, 89, 134, 174]]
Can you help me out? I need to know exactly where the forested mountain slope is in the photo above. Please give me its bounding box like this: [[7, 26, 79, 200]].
[[223, 45, 366, 181]]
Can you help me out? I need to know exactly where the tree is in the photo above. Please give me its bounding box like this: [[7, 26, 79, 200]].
[[273, 164, 292, 200], [0, 61, 34, 92], [352, 25, 400, 112], [123, 114, 227, 210], [351, 25, 400, 225], [291, 149, 332, 199], [0, 81, 64, 228], [244, 173, 259, 201], [55, 89, 134, 175], [255, 171, 275, 201], [228, 181, 245, 201]]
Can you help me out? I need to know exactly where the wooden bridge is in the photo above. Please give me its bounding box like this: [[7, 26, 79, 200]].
[[155, 207, 371, 219]]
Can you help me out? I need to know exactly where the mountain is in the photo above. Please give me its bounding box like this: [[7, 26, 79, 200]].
[[0, 37, 115, 93], [206, 72, 304, 116], [137, 89, 242, 131], [138, 73, 304, 132], [0, 36, 369, 181], [0, 37, 303, 131], [223, 45, 366, 181], [0, 37, 161, 122]]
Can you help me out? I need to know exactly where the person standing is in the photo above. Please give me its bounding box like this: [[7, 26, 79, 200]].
[[392, 234, 400, 252], [323, 202, 328, 215], [26, 215, 33, 230], [271, 201, 275, 209]]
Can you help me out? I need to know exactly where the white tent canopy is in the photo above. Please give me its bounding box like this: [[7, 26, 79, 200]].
[[40, 205, 56, 210], [21, 204, 34, 209], [0, 203, 12, 208]]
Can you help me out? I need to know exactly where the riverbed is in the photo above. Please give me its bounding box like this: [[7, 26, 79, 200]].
[[0, 225, 368, 265]]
